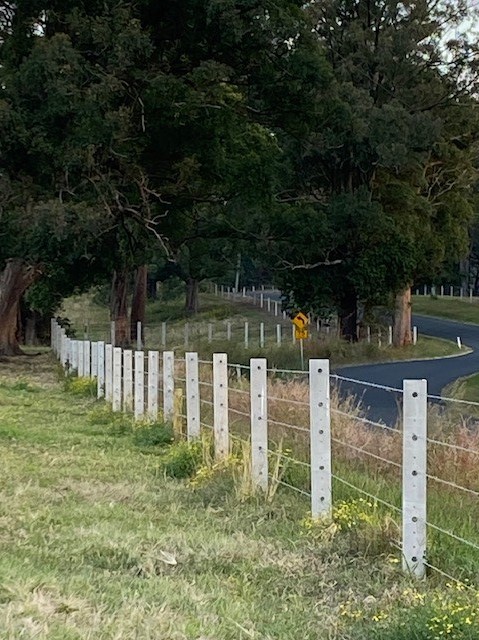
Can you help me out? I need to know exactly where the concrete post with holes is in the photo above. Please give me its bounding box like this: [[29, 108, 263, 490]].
[[123, 350, 133, 412], [213, 353, 229, 460], [309, 359, 332, 518], [105, 344, 113, 401], [250, 358, 268, 492], [97, 342, 105, 398], [134, 351, 144, 420], [148, 351, 159, 421], [163, 351, 175, 422], [402, 379, 427, 579], [185, 352, 200, 440], [112, 347, 122, 412]]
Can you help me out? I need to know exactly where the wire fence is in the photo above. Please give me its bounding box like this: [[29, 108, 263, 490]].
[[51, 319, 479, 589]]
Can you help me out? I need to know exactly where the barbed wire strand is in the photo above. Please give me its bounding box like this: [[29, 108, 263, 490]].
[[332, 438, 401, 468], [332, 475, 401, 513], [426, 475, 479, 497]]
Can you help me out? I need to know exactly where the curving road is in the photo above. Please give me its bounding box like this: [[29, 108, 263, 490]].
[[335, 315, 479, 424]]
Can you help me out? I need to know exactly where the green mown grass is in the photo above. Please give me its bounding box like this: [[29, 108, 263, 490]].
[[1, 355, 479, 639], [413, 295, 479, 324]]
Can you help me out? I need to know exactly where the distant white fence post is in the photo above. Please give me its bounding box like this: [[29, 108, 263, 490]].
[[250, 358, 268, 492], [267, 297, 271, 313], [186, 352, 200, 441], [274, 301, 278, 316], [244, 321, 249, 349], [105, 344, 113, 401], [413, 326, 418, 345], [260, 322, 265, 348], [388, 326, 393, 346], [208, 323, 213, 343], [161, 322, 167, 348], [227, 321, 232, 341], [97, 342, 105, 398], [123, 350, 133, 412], [276, 324, 282, 345], [134, 351, 145, 420], [260, 293, 264, 308], [309, 359, 332, 518], [110, 321, 116, 347], [112, 347, 122, 412], [148, 350, 159, 421], [137, 321, 142, 351], [402, 379, 427, 579], [163, 351, 175, 422], [213, 353, 229, 460]]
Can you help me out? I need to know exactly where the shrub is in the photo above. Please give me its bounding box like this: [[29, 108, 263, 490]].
[[159, 440, 203, 479], [133, 422, 174, 449], [64, 376, 97, 397]]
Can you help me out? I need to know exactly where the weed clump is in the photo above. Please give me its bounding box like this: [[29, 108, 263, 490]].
[[159, 440, 203, 478], [133, 421, 174, 449], [64, 376, 97, 397]]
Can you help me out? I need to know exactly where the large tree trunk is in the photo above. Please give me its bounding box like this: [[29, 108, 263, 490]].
[[110, 269, 130, 347], [130, 265, 147, 342], [338, 291, 358, 342], [393, 286, 412, 347], [185, 277, 199, 314], [0, 259, 41, 356]]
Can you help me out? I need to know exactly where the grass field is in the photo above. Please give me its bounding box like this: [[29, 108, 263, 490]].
[[2, 355, 479, 639], [413, 295, 479, 324], [62, 291, 464, 368]]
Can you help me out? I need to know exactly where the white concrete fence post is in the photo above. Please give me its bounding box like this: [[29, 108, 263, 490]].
[[137, 321, 142, 351], [186, 352, 200, 441], [213, 353, 229, 460], [97, 341, 105, 398], [134, 351, 145, 420], [309, 359, 332, 518], [110, 321, 116, 347], [163, 351, 175, 422], [78, 340, 85, 377], [402, 379, 427, 579], [112, 347, 122, 412], [244, 321, 249, 349], [91, 341, 98, 378], [105, 344, 113, 401], [388, 326, 393, 346], [250, 358, 268, 492], [208, 323, 213, 343], [260, 322, 265, 348], [413, 326, 418, 346], [276, 324, 282, 345], [148, 350, 159, 421], [84, 340, 91, 378], [227, 321, 232, 341], [123, 349, 133, 412]]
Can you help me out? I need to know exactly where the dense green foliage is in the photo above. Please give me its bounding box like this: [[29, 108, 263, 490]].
[[0, 1, 478, 345]]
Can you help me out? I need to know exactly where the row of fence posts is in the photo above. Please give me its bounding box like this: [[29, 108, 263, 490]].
[[51, 318, 428, 580], [416, 284, 476, 301], [212, 284, 419, 346]]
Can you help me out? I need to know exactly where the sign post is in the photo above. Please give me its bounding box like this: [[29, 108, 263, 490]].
[[292, 312, 310, 370]]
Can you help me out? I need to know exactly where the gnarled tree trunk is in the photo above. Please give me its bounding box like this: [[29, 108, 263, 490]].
[[393, 286, 412, 347], [339, 291, 358, 342], [0, 259, 41, 356], [110, 269, 130, 347], [185, 277, 199, 314], [130, 265, 147, 342]]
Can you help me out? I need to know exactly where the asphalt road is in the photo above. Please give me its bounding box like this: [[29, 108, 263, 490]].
[[335, 315, 479, 424]]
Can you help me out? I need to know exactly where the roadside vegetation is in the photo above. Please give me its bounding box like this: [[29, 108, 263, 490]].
[[62, 289, 463, 369], [1, 355, 479, 639]]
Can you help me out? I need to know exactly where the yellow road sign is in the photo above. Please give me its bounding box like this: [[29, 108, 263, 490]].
[[292, 312, 309, 329], [295, 327, 309, 340]]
